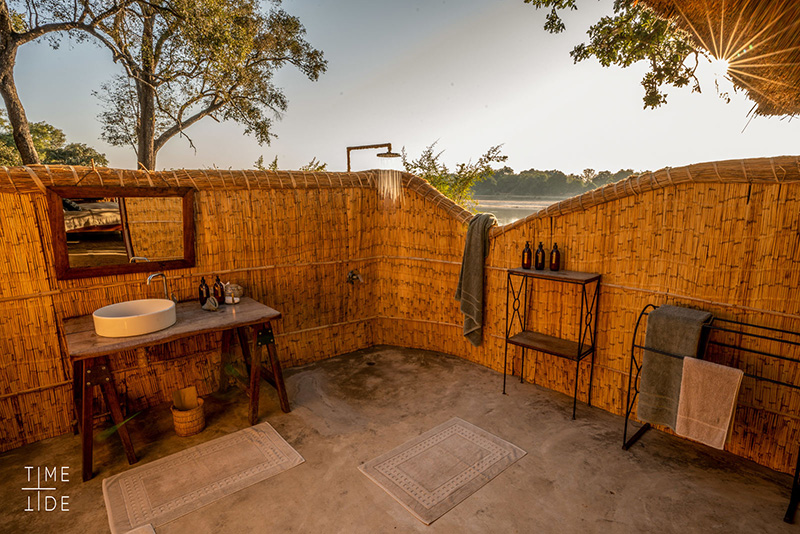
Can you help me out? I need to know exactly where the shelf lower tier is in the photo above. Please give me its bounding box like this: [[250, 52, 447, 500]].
[[506, 330, 593, 362]]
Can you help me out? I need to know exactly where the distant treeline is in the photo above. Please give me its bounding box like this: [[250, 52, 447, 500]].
[[472, 167, 635, 197]]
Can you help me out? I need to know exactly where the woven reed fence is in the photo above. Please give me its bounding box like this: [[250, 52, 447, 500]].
[[371, 155, 800, 474], [1, 157, 799, 476], [126, 196, 184, 260]]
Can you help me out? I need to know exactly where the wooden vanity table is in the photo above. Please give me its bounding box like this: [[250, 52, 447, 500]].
[[63, 297, 290, 481]]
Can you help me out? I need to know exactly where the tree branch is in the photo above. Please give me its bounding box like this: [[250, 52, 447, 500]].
[[154, 97, 225, 152]]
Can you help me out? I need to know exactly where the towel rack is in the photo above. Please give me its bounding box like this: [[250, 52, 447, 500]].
[[622, 304, 800, 523]]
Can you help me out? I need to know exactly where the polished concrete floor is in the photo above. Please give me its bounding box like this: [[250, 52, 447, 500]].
[[1, 346, 797, 533]]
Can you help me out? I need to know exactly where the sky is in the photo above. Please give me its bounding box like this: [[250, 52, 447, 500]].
[[12, 0, 800, 175]]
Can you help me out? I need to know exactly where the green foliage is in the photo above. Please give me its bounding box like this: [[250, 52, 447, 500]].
[[94, 0, 327, 167], [1, 2, 134, 164], [299, 157, 326, 172], [471, 167, 634, 197], [8, 9, 26, 32], [0, 143, 19, 166], [0, 111, 108, 166], [254, 155, 326, 172], [47, 143, 109, 166], [402, 142, 508, 207], [524, 0, 704, 108], [27, 121, 66, 155]]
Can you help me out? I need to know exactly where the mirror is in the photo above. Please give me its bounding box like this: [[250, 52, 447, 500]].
[[46, 186, 195, 280]]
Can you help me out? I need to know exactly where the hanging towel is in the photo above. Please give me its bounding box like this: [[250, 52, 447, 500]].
[[637, 305, 712, 430], [676, 358, 743, 450], [455, 213, 497, 347]]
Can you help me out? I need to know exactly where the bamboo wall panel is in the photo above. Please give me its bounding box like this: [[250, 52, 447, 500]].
[[1, 160, 799, 476], [0, 168, 381, 453], [126, 196, 184, 260], [367, 163, 800, 474]]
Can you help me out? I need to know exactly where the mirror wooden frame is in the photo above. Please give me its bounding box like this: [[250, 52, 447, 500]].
[[46, 186, 196, 280]]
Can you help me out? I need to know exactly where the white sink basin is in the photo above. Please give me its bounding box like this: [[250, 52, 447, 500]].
[[93, 299, 177, 338]]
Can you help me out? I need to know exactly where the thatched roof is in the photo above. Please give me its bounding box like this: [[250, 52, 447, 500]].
[[642, 0, 800, 116]]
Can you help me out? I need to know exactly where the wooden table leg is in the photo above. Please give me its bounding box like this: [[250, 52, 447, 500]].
[[81, 357, 138, 481], [72, 360, 83, 435], [97, 356, 137, 466], [235, 322, 291, 425], [263, 323, 290, 413], [246, 327, 262, 425], [219, 329, 234, 393], [237, 328, 252, 374], [81, 360, 95, 482]]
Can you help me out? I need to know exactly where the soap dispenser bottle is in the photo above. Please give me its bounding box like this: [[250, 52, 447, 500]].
[[521, 241, 532, 269], [199, 277, 210, 305], [550, 243, 561, 271], [213, 276, 225, 305], [534, 242, 546, 270]]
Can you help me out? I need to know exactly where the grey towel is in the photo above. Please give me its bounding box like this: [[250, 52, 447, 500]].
[[637, 305, 712, 430], [455, 213, 497, 346]]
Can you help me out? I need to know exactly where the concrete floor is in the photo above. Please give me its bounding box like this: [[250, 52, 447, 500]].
[[1, 346, 797, 533]]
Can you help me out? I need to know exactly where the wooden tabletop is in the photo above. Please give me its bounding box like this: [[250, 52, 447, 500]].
[[63, 297, 281, 361], [507, 268, 601, 284]]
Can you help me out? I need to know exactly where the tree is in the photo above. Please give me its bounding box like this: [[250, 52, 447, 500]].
[[524, 0, 705, 108], [402, 141, 507, 207], [0, 111, 108, 165], [91, 0, 326, 169], [470, 167, 635, 197], [47, 143, 109, 166], [0, 1, 127, 163], [580, 168, 597, 183], [255, 154, 326, 171]]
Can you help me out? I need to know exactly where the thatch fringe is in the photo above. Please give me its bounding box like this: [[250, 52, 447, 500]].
[[642, 0, 800, 116], [0, 166, 377, 194]]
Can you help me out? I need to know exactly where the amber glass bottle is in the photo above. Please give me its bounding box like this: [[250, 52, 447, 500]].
[[213, 276, 225, 304], [534, 242, 546, 270], [199, 277, 210, 305], [550, 244, 561, 271], [522, 242, 532, 269]]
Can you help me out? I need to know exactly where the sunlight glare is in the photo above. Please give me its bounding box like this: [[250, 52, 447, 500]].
[[709, 57, 731, 79], [696, 56, 735, 100]]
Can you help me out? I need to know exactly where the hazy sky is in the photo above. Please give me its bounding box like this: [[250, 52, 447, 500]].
[[13, 0, 800, 174]]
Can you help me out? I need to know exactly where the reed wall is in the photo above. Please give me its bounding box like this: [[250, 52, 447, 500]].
[[1, 157, 799, 476], [126, 196, 184, 260], [374, 157, 800, 474], [0, 167, 384, 451]]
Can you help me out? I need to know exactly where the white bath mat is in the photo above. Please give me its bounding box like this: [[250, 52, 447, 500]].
[[103, 421, 303, 534], [359, 417, 526, 524]]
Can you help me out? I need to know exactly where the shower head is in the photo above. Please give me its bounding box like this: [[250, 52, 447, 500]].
[[346, 142, 402, 171]]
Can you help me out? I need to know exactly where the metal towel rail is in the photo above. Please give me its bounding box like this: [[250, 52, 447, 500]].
[[622, 304, 800, 523]]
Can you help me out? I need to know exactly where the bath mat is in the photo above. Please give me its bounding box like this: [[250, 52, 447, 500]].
[[103, 421, 304, 534], [358, 417, 526, 525]]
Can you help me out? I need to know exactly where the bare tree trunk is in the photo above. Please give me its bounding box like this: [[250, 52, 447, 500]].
[[0, 2, 39, 164], [136, 78, 156, 169], [136, 7, 156, 170]]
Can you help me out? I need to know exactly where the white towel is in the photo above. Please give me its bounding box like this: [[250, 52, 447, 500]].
[[676, 358, 743, 450]]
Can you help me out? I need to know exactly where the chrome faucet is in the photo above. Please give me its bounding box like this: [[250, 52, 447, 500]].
[[147, 272, 176, 302]]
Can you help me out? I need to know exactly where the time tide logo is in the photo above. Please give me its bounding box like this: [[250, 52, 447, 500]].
[[23, 466, 70, 512]]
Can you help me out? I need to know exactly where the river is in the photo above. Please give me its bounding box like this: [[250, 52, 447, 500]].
[[473, 197, 568, 225]]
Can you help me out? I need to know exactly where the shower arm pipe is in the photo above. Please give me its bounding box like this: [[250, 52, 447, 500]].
[[346, 143, 397, 172]]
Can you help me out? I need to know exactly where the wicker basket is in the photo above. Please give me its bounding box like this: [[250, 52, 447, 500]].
[[171, 397, 205, 437]]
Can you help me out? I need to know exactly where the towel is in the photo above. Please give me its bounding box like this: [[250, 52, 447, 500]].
[[676, 358, 743, 449], [637, 305, 712, 430], [455, 213, 497, 346]]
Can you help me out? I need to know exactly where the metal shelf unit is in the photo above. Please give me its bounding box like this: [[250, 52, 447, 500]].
[[502, 268, 601, 419]]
